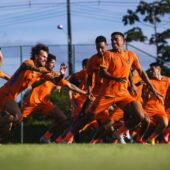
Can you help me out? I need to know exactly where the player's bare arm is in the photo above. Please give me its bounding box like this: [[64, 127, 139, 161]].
[[137, 68, 163, 103], [21, 63, 49, 74], [66, 82, 87, 96], [100, 66, 126, 82]]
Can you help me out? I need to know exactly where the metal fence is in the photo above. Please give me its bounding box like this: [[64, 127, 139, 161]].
[[0, 43, 157, 143]]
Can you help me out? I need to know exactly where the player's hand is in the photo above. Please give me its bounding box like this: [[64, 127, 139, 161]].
[[88, 93, 95, 101], [60, 63, 67, 76], [129, 84, 138, 96]]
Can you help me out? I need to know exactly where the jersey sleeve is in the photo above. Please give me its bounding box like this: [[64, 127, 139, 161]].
[[130, 51, 143, 71], [100, 51, 111, 69], [74, 70, 84, 80], [23, 59, 35, 66]]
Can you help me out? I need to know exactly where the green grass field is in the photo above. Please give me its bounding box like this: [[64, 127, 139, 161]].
[[0, 144, 169, 170]]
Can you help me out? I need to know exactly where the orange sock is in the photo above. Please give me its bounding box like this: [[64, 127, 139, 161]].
[[64, 131, 74, 142], [55, 136, 63, 143], [43, 131, 53, 140], [164, 127, 170, 134], [117, 125, 128, 135], [149, 133, 157, 140]]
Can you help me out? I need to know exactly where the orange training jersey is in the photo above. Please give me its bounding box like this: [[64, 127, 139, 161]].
[[100, 50, 143, 97], [87, 53, 103, 95], [0, 59, 44, 100], [73, 69, 88, 91], [24, 71, 69, 105], [143, 76, 170, 112]]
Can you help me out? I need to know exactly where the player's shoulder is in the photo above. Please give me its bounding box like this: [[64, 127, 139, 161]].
[[89, 53, 99, 60], [126, 50, 137, 57], [23, 59, 34, 65], [162, 76, 170, 82], [39, 66, 47, 71], [103, 50, 115, 60]]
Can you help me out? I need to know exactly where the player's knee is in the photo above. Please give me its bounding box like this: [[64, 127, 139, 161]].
[[5, 122, 13, 132], [14, 113, 23, 123], [161, 117, 168, 129], [7, 114, 15, 122]]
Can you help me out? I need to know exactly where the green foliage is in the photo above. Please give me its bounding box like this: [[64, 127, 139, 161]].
[[125, 27, 147, 42], [122, 0, 170, 64], [50, 87, 71, 118]]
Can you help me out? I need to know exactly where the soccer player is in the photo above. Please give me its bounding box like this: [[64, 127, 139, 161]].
[[69, 58, 89, 120], [142, 63, 170, 143], [22, 53, 87, 143], [90, 70, 144, 144], [73, 36, 110, 142], [61, 32, 162, 143], [0, 43, 64, 140]]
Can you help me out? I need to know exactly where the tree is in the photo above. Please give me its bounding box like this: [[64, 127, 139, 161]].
[[122, 0, 170, 64]]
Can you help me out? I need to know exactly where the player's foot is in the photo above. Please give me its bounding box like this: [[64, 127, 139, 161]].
[[54, 136, 63, 143], [62, 132, 74, 144], [136, 138, 147, 144], [149, 138, 155, 145], [39, 136, 51, 144], [163, 133, 169, 143], [90, 139, 103, 144]]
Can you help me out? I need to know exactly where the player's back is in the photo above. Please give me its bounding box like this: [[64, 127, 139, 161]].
[[0, 59, 41, 100]]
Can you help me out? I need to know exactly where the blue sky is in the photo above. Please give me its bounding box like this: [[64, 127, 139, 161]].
[[0, 0, 158, 46], [0, 0, 169, 70]]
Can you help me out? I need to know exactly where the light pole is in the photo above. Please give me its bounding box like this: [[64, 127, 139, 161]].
[[57, 23, 73, 75]]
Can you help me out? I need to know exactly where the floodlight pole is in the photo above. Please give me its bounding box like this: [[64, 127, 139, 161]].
[[67, 0, 73, 75]]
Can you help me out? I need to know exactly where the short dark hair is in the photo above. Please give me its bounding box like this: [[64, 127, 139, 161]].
[[150, 62, 161, 68], [47, 53, 56, 63], [95, 35, 107, 44], [31, 43, 49, 60], [82, 58, 88, 67], [111, 32, 125, 40]]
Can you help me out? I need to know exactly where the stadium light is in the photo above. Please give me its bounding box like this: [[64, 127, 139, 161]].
[[57, 24, 73, 74]]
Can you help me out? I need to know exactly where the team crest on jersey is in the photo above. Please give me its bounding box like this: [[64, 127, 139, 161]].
[[125, 59, 130, 64]]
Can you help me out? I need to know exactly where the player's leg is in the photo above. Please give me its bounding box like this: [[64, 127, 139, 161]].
[[61, 96, 115, 143], [5, 100, 23, 123], [123, 101, 150, 143], [148, 115, 168, 143]]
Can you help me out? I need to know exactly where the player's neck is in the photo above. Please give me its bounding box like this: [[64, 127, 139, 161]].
[[153, 74, 162, 80], [114, 48, 124, 53], [157, 74, 162, 80]]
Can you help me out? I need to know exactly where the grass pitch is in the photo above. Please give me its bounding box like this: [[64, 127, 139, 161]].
[[0, 144, 169, 170]]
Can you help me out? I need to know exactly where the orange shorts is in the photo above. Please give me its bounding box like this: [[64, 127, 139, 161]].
[[87, 94, 134, 116], [22, 102, 55, 118], [109, 107, 124, 122], [144, 108, 168, 119]]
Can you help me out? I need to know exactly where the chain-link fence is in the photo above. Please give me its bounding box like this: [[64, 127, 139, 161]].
[[0, 43, 157, 143]]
